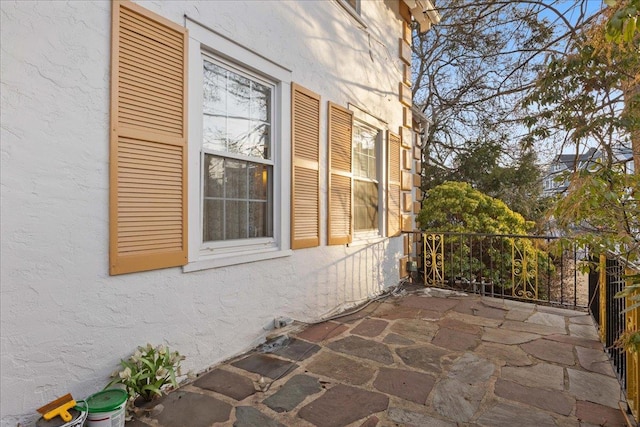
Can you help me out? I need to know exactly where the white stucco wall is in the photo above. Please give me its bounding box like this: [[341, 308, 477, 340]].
[[0, 1, 408, 425]]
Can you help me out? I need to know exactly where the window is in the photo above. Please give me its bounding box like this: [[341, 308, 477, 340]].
[[186, 19, 292, 271], [353, 122, 379, 232], [201, 59, 273, 242], [344, 0, 361, 14]]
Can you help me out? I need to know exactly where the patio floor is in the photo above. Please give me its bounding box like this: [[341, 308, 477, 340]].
[[126, 287, 632, 427]]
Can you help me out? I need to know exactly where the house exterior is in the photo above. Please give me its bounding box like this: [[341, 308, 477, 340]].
[[542, 146, 635, 197], [0, 1, 438, 425]]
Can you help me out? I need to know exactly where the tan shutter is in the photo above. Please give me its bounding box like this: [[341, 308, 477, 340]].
[[110, 0, 188, 275], [387, 131, 401, 237], [327, 102, 353, 245], [291, 84, 321, 249]]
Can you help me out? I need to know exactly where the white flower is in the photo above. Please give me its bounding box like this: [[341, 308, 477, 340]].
[[119, 367, 132, 380], [157, 345, 167, 356], [156, 367, 168, 379]]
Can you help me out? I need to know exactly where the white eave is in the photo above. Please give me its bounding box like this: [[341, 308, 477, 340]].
[[403, 0, 441, 32]]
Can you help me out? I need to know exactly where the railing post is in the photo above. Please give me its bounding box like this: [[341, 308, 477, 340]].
[[626, 267, 640, 420], [599, 254, 607, 342]]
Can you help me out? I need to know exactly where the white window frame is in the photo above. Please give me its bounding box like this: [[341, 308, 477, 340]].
[[185, 19, 292, 272], [349, 105, 387, 242]]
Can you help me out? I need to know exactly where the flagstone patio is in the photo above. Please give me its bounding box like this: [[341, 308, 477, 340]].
[[126, 287, 632, 427]]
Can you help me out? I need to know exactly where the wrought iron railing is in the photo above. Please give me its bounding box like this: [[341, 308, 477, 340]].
[[421, 232, 586, 309], [590, 255, 639, 421]]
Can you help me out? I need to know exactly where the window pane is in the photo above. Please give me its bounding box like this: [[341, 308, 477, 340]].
[[249, 201, 270, 237], [225, 159, 247, 199], [354, 180, 378, 231], [203, 155, 224, 198], [202, 59, 271, 160], [203, 115, 227, 152], [203, 62, 226, 115], [225, 200, 247, 239], [203, 199, 224, 242], [248, 164, 269, 200]]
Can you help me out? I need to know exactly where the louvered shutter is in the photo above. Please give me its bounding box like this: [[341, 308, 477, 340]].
[[291, 84, 321, 249], [110, 0, 188, 275], [387, 131, 402, 237], [327, 102, 353, 245]]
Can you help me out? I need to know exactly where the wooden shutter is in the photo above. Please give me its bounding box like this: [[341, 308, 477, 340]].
[[291, 84, 321, 249], [387, 131, 401, 237], [110, 1, 188, 275], [327, 102, 353, 245]]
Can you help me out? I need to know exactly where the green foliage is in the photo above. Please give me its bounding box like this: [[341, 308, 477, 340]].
[[417, 181, 534, 234], [418, 182, 551, 294], [106, 344, 185, 402], [605, 0, 640, 46]]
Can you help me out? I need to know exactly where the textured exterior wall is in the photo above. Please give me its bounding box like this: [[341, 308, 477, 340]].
[[0, 1, 406, 425]]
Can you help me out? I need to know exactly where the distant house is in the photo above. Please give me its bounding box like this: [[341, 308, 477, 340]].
[[0, 1, 439, 425], [542, 146, 634, 197]]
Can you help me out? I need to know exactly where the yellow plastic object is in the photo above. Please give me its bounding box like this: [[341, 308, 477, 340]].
[[43, 399, 76, 422]]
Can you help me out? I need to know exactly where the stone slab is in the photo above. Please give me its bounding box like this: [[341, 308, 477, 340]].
[[272, 337, 321, 361], [373, 305, 424, 320], [569, 323, 600, 340], [151, 391, 232, 427], [438, 317, 483, 334], [474, 342, 532, 367], [233, 406, 285, 427], [359, 416, 379, 427], [193, 368, 256, 400], [399, 295, 460, 312], [545, 334, 602, 349], [576, 346, 615, 376], [351, 319, 389, 337], [505, 308, 535, 322], [575, 400, 628, 426], [387, 407, 456, 427], [476, 402, 557, 427], [432, 327, 480, 351], [501, 363, 565, 391], [494, 379, 574, 416], [306, 351, 375, 385], [569, 314, 594, 325], [482, 327, 540, 345], [501, 319, 565, 336], [296, 322, 348, 342], [444, 310, 503, 327], [231, 354, 298, 379], [373, 367, 435, 404], [389, 318, 439, 343], [396, 344, 449, 374], [431, 353, 495, 422], [520, 338, 575, 365], [447, 352, 495, 383], [432, 378, 487, 422], [536, 305, 586, 317], [453, 299, 507, 320], [567, 368, 623, 408], [327, 335, 394, 365], [297, 384, 389, 427], [382, 333, 415, 345], [526, 311, 566, 329], [263, 374, 322, 413]]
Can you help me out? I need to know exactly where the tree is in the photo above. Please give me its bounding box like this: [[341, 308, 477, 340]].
[[417, 181, 534, 234], [412, 0, 599, 215], [417, 182, 550, 296]]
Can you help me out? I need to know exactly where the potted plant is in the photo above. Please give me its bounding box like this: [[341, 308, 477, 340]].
[[106, 343, 185, 408]]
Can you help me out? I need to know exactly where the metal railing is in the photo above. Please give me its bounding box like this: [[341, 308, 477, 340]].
[[590, 255, 639, 421], [421, 232, 586, 310]]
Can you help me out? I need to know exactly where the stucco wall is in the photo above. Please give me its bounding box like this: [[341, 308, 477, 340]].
[[0, 1, 407, 425]]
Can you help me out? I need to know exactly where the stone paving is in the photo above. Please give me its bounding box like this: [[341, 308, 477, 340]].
[[127, 288, 633, 427]]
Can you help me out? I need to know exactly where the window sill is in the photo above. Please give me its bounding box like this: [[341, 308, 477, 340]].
[[183, 248, 293, 272], [336, 0, 367, 28]]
